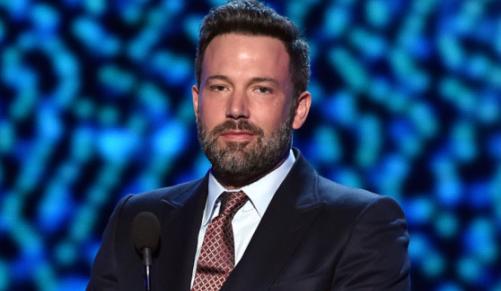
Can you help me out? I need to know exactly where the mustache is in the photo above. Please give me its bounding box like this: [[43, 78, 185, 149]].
[[210, 120, 264, 137]]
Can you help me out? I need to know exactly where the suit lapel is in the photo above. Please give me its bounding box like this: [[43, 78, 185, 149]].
[[154, 177, 208, 291], [222, 153, 324, 291]]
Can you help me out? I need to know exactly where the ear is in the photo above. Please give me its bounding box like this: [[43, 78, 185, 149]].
[[192, 85, 200, 115], [292, 91, 311, 130]]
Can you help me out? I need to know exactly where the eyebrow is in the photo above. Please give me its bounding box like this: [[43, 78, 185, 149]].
[[206, 75, 232, 84], [205, 75, 279, 87], [249, 77, 279, 87]]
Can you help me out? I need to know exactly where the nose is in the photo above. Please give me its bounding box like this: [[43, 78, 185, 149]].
[[226, 89, 249, 119]]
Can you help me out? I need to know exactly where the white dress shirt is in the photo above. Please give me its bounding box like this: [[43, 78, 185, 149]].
[[190, 150, 296, 286]]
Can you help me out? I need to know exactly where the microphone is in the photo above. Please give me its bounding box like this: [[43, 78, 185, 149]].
[[131, 211, 161, 291]]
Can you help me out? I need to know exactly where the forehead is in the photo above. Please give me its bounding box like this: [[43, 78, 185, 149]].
[[201, 33, 290, 82]]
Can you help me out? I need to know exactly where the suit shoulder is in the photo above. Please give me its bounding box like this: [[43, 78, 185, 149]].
[[124, 178, 205, 210], [316, 175, 404, 217]]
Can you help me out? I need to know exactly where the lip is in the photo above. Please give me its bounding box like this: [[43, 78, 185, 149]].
[[219, 130, 255, 142]]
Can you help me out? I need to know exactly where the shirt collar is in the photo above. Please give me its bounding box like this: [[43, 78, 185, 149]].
[[204, 149, 296, 226]]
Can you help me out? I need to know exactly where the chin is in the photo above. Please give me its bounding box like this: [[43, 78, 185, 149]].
[[219, 140, 253, 152]]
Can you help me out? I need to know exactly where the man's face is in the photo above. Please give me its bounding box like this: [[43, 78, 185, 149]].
[[192, 33, 310, 188]]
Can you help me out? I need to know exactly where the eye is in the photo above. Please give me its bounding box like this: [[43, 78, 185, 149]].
[[255, 86, 273, 94], [209, 84, 228, 92]]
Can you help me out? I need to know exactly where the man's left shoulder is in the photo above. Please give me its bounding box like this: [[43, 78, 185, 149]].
[[315, 175, 405, 220]]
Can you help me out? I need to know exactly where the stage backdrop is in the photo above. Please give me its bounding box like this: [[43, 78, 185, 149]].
[[0, 0, 500, 290]]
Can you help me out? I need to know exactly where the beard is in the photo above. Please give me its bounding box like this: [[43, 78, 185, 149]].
[[196, 115, 293, 188]]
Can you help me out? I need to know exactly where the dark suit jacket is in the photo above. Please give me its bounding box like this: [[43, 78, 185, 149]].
[[87, 150, 410, 291]]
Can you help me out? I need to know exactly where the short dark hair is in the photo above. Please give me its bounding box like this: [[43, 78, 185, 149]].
[[195, 0, 310, 99]]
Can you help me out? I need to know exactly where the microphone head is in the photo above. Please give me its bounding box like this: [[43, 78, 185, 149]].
[[131, 211, 161, 253]]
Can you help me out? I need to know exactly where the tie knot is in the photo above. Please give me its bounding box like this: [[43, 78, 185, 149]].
[[219, 191, 248, 217]]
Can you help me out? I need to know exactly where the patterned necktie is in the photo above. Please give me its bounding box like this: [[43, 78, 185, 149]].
[[192, 191, 248, 291]]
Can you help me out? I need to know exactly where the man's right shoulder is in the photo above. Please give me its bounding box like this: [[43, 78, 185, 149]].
[[115, 177, 206, 216], [137, 178, 205, 202]]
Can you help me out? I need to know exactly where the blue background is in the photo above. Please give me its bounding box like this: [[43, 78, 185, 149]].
[[0, 0, 500, 290]]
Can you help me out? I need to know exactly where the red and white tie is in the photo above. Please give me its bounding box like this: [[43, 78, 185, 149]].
[[192, 191, 248, 291]]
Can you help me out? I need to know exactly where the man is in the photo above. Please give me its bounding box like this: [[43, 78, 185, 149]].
[[87, 1, 410, 290]]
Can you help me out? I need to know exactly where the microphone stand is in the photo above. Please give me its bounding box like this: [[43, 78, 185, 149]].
[[142, 248, 153, 291], [132, 211, 160, 291]]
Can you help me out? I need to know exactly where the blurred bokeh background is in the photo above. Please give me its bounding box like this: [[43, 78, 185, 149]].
[[0, 0, 500, 290]]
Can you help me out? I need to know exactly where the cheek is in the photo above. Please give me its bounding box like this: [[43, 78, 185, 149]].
[[198, 100, 223, 127], [254, 110, 288, 136]]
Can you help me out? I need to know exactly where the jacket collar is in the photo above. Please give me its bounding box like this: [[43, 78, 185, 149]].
[[155, 176, 208, 291]]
